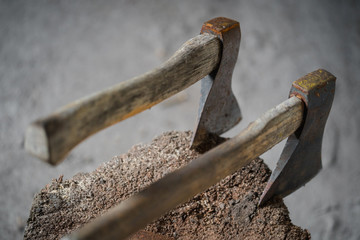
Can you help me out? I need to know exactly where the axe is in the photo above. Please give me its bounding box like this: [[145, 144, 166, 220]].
[[25, 17, 241, 165], [24, 18, 336, 240]]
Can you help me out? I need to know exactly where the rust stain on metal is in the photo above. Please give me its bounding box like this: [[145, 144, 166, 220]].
[[292, 69, 334, 93], [191, 17, 242, 150], [201, 17, 240, 39], [259, 69, 336, 206]]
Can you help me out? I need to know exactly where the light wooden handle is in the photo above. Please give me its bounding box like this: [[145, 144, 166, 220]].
[[25, 34, 221, 165], [67, 96, 304, 240]]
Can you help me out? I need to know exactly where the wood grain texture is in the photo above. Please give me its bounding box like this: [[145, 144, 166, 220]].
[[68, 96, 304, 240], [25, 34, 221, 165]]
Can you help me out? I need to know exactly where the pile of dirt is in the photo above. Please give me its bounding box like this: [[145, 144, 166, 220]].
[[24, 131, 310, 239]]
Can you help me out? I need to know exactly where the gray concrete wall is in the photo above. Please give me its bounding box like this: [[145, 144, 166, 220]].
[[1, 1, 359, 239]]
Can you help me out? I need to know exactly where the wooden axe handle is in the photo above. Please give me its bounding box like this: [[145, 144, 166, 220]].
[[25, 34, 221, 165], [67, 96, 304, 240]]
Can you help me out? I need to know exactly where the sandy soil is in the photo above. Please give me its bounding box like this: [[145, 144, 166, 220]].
[[0, 1, 359, 239]]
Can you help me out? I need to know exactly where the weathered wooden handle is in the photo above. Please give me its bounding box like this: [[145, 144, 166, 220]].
[[66, 96, 304, 240], [25, 34, 221, 165]]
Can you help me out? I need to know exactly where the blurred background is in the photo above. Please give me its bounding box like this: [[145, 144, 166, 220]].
[[1, 0, 359, 239]]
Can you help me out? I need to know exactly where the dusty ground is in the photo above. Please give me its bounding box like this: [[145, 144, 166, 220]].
[[24, 131, 310, 240], [1, 1, 359, 239]]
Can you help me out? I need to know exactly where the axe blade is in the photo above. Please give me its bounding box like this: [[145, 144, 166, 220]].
[[191, 17, 242, 150], [259, 69, 336, 205]]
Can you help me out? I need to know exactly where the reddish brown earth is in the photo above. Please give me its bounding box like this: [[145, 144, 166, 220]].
[[24, 131, 310, 239]]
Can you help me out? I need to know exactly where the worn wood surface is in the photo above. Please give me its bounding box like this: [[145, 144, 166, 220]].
[[68, 96, 304, 240], [25, 34, 221, 165]]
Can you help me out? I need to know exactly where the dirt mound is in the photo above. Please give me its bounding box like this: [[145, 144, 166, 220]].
[[24, 131, 310, 239]]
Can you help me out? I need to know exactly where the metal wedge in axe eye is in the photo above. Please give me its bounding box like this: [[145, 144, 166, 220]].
[[259, 69, 336, 205], [24, 17, 241, 165]]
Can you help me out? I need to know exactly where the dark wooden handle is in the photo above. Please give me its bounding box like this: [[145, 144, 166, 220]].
[[66, 96, 304, 240], [25, 34, 221, 165]]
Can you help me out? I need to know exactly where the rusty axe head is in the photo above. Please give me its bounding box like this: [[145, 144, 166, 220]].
[[191, 17, 242, 150], [259, 69, 336, 205]]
